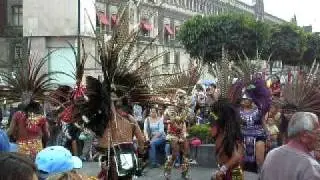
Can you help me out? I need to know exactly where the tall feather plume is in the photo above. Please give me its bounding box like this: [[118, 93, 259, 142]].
[[213, 48, 270, 112], [49, 40, 88, 108], [234, 52, 262, 85], [233, 53, 271, 114], [160, 62, 202, 94], [276, 60, 320, 116], [70, 1, 171, 136], [0, 41, 68, 105], [213, 46, 237, 102]]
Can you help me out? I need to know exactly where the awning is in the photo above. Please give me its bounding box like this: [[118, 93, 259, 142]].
[[164, 24, 174, 35], [140, 21, 153, 31], [98, 13, 109, 25], [111, 14, 118, 25]]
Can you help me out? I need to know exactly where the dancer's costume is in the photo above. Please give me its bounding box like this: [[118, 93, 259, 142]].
[[210, 100, 244, 180], [209, 54, 245, 180], [56, 2, 173, 179], [49, 85, 73, 146], [163, 90, 190, 179], [236, 78, 271, 173], [2, 47, 58, 159], [264, 110, 280, 150], [158, 70, 201, 180], [159, 69, 201, 180], [221, 58, 271, 173], [274, 62, 320, 150], [9, 110, 48, 159]]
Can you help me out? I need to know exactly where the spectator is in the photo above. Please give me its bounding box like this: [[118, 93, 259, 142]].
[[0, 152, 38, 180], [35, 146, 82, 180], [144, 107, 166, 168], [260, 112, 320, 180], [0, 128, 17, 152]]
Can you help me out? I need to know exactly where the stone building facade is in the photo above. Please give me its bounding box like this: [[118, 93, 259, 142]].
[[96, 0, 285, 76], [0, 0, 286, 83], [0, 0, 23, 73]]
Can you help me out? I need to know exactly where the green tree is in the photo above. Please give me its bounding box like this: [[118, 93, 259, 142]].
[[268, 23, 306, 66], [177, 14, 268, 63], [303, 32, 320, 65]]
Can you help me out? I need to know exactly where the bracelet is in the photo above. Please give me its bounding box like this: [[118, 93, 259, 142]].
[[220, 165, 228, 174]]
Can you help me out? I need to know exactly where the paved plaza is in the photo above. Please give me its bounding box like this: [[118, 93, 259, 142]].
[[81, 162, 259, 180]]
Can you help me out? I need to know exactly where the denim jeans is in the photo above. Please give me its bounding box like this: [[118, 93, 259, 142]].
[[149, 137, 166, 165]]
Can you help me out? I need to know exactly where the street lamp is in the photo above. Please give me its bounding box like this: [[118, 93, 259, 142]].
[[77, 0, 81, 67]]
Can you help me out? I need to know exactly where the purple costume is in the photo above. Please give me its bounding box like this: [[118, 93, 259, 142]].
[[240, 107, 266, 165], [237, 78, 271, 173]]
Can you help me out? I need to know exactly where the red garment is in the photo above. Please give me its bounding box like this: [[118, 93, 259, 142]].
[[271, 82, 281, 97], [168, 122, 183, 135], [14, 111, 46, 135], [271, 83, 280, 92], [118, 110, 128, 117], [72, 85, 87, 100], [97, 170, 107, 180], [60, 105, 74, 123], [60, 85, 87, 123]]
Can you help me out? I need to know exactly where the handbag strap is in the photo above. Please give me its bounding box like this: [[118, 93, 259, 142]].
[[147, 117, 151, 139]]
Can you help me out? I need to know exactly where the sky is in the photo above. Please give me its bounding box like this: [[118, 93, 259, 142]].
[[239, 0, 320, 32]]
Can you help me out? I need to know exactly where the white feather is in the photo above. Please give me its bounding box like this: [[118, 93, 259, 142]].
[[84, 95, 89, 102], [82, 115, 90, 123]]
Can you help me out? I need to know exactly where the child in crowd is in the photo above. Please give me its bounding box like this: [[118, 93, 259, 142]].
[[35, 146, 83, 180]]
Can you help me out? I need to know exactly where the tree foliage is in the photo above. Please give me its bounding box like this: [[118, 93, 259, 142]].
[[178, 13, 320, 67], [268, 23, 306, 66], [303, 32, 320, 64], [178, 14, 268, 63]]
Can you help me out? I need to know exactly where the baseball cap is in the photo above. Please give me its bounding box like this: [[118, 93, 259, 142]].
[[0, 129, 17, 152], [35, 146, 82, 176]]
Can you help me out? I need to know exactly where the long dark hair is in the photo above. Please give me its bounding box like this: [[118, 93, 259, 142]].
[[24, 101, 42, 115], [77, 76, 108, 137], [211, 99, 242, 158]]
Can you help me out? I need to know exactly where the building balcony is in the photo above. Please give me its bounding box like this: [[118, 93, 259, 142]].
[[3, 26, 22, 37], [137, 34, 155, 42], [162, 39, 182, 47]]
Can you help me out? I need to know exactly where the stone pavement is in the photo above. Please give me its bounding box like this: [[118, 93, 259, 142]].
[[80, 162, 259, 180]]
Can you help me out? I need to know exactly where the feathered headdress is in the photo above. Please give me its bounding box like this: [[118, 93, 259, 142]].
[[148, 63, 201, 106], [0, 42, 67, 108], [53, 40, 89, 124], [161, 63, 201, 94], [232, 56, 271, 115], [275, 60, 320, 116], [214, 49, 271, 115], [63, 2, 169, 136]]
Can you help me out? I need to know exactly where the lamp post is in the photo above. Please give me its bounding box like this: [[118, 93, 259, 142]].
[[77, 0, 81, 67]]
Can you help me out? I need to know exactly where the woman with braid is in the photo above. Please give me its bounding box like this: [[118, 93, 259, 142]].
[[210, 100, 244, 180]]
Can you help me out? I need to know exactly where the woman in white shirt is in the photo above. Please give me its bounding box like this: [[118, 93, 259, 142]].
[[144, 108, 166, 168]]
